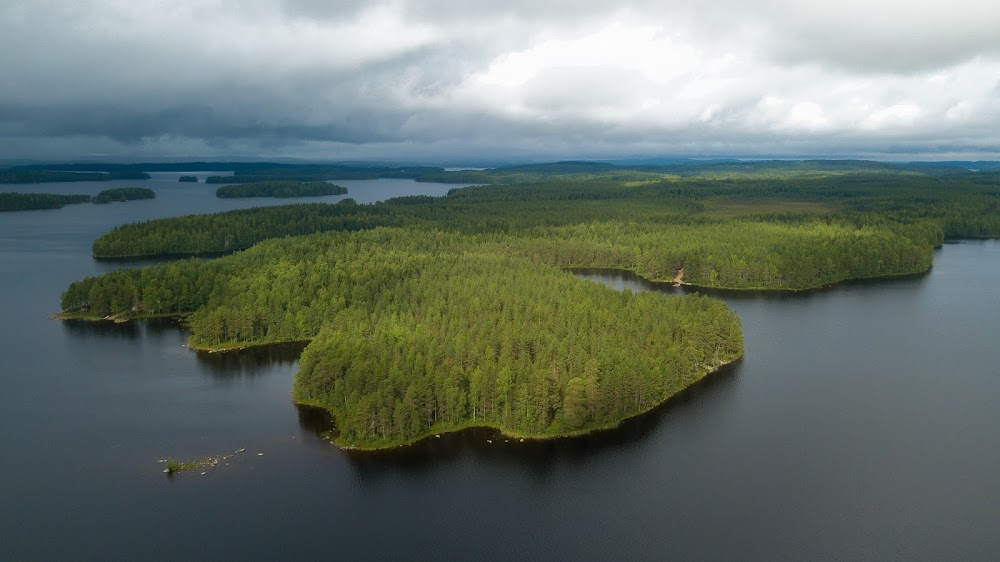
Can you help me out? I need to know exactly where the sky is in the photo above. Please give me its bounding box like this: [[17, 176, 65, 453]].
[[2, 0, 999, 163]]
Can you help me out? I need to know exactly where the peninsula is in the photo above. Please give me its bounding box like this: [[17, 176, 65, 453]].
[[59, 160, 1000, 449]]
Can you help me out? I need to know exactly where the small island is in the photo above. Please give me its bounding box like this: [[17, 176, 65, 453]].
[[178, 176, 198, 183], [1, 192, 92, 211], [215, 180, 348, 198], [93, 187, 156, 204]]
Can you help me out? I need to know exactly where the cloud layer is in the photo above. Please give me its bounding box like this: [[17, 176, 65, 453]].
[[2, 0, 999, 161]]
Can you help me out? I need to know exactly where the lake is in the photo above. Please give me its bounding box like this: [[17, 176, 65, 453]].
[[1, 175, 997, 559]]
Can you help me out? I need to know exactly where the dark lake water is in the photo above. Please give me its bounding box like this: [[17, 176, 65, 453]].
[[1, 175, 998, 559]]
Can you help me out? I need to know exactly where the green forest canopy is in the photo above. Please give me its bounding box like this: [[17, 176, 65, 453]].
[[61, 228, 743, 448], [0, 192, 92, 211], [88, 168, 1000, 290], [1, 188, 157, 210], [60, 160, 1000, 449]]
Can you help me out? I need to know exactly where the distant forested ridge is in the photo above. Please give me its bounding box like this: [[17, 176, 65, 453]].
[[215, 181, 347, 198], [0, 192, 91, 211], [204, 165, 445, 184], [0, 170, 151, 184], [93, 187, 156, 204], [11, 157, 995, 185], [8, 157, 996, 185], [61, 228, 743, 447], [87, 167, 1000, 290]]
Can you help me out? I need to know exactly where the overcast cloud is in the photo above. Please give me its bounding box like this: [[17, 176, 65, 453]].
[[2, 0, 999, 162]]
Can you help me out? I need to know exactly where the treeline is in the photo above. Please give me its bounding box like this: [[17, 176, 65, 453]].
[[61, 228, 743, 447], [85, 170, 1000, 289], [178, 176, 198, 183], [215, 181, 347, 198], [0, 170, 150, 184], [91, 199, 411, 257], [1, 188, 158, 211], [93, 187, 156, 204], [0, 192, 92, 211], [91, 208, 933, 289], [495, 220, 934, 289], [411, 159, 931, 184]]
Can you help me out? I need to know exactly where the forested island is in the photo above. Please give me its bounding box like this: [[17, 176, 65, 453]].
[[215, 181, 347, 199], [1, 192, 92, 211], [1, 188, 156, 211], [178, 176, 198, 183], [59, 160, 1000, 449], [93, 187, 156, 204]]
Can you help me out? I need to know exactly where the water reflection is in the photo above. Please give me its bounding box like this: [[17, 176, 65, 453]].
[[194, 342, 306, 378], [571, 266, 930, 301], [62, 316, 307, 381], [320, 360, 741, 476], [296, 403, 336, 435], [61, 318, 140, 340], [60, 316, 184, 340], [93, 251, 229, 265]]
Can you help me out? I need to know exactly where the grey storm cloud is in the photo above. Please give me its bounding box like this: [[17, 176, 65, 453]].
[[1, 0, 1000, 161]]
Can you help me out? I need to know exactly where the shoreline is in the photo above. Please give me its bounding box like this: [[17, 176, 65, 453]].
[[190, 339, 312, 354], [297, 355, 743, 453], [52, 311, 185, 323], [51, 244, 956, 453], [92, 249, 235, 262], [53, 306, 745, 453], [567, 262, 933, 293]]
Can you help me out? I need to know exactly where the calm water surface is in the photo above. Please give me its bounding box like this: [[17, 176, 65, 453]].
[[0, 175, 997, 559]]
